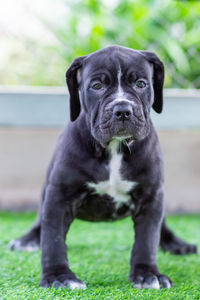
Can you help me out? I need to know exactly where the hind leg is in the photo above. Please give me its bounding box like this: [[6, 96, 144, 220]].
[[9, 185, 47, 252], [9, 218, 41, 252], [160, 218, 197, 255]]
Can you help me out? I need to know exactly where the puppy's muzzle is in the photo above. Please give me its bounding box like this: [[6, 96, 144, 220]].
[[113, 103, 132, 121]]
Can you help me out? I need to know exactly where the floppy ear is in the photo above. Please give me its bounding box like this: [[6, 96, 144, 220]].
[[66, 55, 87, 121], [140, 51, 165, 113]]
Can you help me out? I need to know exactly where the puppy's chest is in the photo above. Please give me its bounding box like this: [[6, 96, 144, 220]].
[[87, 141, 137, 208]]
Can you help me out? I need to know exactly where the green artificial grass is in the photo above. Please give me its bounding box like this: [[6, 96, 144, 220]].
[[0, 212, 200, 299]]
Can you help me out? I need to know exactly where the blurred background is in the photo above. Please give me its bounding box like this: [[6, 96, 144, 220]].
[[0, 0, 200, 212]]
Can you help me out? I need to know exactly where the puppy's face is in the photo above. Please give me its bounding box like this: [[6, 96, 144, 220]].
[[66, 46, 164, 146]]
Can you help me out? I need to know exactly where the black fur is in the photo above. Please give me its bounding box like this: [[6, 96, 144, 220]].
[[10, 46, 197, 289]]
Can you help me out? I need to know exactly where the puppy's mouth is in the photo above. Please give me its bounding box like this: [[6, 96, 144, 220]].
[[93, 120, 148, 147], [91, 102, 150, 147], [112, 128, 133, 139]]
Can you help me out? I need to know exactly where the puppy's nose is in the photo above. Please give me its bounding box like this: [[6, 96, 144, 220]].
[[113, 104, 132, 121]]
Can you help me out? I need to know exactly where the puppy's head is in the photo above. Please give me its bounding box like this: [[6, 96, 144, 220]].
[[66, 46, 164, 146]]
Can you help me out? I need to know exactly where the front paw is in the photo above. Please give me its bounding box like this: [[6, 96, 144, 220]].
[[40, 273, 86, 289], [130, 264, 173, 289]]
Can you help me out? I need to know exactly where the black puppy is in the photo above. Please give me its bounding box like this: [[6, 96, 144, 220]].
[[10, 46, 197, 289]]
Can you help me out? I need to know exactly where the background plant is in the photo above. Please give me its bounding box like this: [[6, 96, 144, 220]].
[[1, 0, 200, 88]]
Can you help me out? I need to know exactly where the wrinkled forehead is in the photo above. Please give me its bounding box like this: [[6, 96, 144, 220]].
[[82, 48, 153, 79]]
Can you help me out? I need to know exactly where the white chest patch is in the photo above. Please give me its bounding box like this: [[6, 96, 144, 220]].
[[87, 140, 137, 208]]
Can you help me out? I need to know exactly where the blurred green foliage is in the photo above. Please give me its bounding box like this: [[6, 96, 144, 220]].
[[1, 0, 200, 87]]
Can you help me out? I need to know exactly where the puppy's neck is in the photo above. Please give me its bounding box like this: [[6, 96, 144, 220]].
[[107, 138, 134, 154]]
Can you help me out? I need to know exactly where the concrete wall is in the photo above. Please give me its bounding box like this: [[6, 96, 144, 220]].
[[0, 87, 200, 212], [0, 128, 200, 213]]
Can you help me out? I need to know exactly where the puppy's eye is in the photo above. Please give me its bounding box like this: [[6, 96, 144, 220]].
[[136, 80, 146, 88], [92, 82, 103, 90]]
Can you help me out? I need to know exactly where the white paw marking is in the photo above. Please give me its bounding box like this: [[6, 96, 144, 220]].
[[9, 240, 39, 252], [164, 281, 171, 289], [160, 278, 171, 289], [143, 278, 160, 289], [87, 139, 137, 208], [134, 276, 171, 290], [67, 280, 87, 290], [130, 203, 135, 210]]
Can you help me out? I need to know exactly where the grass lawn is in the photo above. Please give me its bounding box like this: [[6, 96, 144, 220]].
[[0, 212, 200, 300]]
